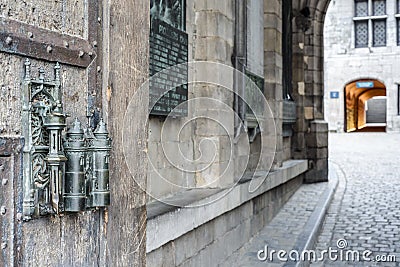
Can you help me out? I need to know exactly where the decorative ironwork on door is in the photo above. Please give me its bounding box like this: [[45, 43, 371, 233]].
[[21, 59, 111, 221]]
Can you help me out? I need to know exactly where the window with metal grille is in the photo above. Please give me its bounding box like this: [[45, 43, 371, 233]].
[[355, 0, 368, 16], [373, 19, 386, 46], [373, 0, 386, 16], [354, 0, 387, 48], [355, 21, 369, 47]]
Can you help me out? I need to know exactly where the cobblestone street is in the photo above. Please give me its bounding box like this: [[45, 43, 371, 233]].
[[224, 133, 400, 266], [223, 181, 332, 267], [312, 133, 400, 266]]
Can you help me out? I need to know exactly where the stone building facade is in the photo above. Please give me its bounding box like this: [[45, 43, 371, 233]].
[[146, 0, 331, 265], [324, 0, 400, 132], [0, 0, 333, 266]]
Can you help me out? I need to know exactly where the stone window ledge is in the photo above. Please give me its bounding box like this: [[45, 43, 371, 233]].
[[146, 159, 308, 253]]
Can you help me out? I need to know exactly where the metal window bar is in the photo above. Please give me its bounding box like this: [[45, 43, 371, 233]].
[[282, 0, 292, 99], [397, 0, 400, 14], [355, 20, 369, 47], [398, 85, 400, 115], [372, 19, 386, 46], [398, 19, 400, 45]]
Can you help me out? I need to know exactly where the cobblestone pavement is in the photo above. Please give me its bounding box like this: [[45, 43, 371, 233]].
[[222, 180, 332, 267], [311, 133, 400, 267]]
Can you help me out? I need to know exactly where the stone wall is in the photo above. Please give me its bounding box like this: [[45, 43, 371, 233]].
[[291, 0, 331, 183], [264, 0, 285, 167], [147, 171, 304, 266], [147, 0, 271, 200], [147, 0, 236, 200]]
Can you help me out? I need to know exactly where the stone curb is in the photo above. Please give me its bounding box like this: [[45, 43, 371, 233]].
[[283, 163, 339, 267]]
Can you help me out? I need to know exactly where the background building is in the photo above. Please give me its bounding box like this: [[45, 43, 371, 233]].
[[0, 0, 332, 266], [324, 0, 400, 132]]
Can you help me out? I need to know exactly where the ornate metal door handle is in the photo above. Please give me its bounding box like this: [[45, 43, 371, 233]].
[[21, 59, 111, 220]]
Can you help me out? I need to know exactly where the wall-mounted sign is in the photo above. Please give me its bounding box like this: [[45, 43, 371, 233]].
[[149, 0, 188, 116], [356, 81, 374, 88], [330, 91, 339, 99], [150, 0, 185, 30]]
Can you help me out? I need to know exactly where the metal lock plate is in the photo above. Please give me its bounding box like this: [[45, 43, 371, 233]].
[[21, 59, 67, 219], [21, 60, 111, 220]]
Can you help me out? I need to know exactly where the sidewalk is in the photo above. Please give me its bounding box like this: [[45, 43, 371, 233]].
[[221, 165, 338, 267]]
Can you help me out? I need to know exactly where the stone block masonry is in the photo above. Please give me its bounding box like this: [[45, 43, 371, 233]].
[[147, 160, 308, 266]]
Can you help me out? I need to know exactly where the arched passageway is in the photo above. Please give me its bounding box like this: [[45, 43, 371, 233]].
[[344, 79, 386, 132]]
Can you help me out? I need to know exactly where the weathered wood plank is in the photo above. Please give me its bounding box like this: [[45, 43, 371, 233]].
[[0, 0, 86, 37], [0, 137, 23, 267], [22, 218, 63, 266], [105, 0, 149, 265], [59, 1, 106, 265], [0, 54, 23, 136], [60, 212, 101, 266]]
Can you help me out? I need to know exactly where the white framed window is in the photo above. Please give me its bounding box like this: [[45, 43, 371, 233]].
[[354, 0, 387, 47]]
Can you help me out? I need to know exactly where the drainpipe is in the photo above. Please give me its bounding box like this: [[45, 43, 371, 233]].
[[233, 0, 247, 141]]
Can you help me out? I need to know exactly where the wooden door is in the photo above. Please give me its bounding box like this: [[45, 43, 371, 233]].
[[0, 0, 149, 266]]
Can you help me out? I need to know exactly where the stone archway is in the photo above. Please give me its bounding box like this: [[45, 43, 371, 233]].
[[291, 0, 332, 183], [344, 79, 387, 132]]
